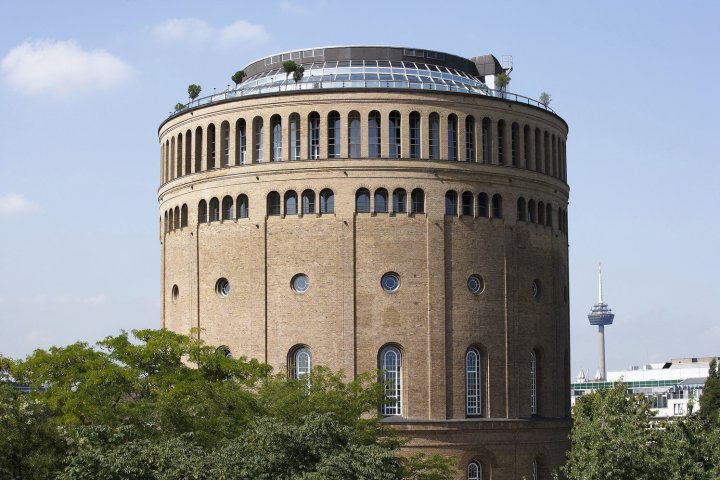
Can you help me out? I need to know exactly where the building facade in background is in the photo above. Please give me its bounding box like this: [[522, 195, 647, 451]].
[[157, 46, 570, 480]]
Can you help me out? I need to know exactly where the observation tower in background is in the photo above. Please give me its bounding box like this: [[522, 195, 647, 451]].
[[587, 264, 615, 380]]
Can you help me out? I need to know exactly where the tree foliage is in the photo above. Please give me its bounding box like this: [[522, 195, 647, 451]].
[[494, 72, 510, 89], [187, 84, 202, 100], [699, 358, 720, 425], [231, 70, 246, 87], [539, 92, 551, 106], [0, 329, 453, 479]]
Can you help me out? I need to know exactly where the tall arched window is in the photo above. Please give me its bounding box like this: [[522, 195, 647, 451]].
[[236, 194, 249, 219], [388, 111, 401, 158], [481, 118, 491, 164], [184, 130, 191, 174], [448, 114, 458, 160], [411, 188, 425, 214], [174, 206, 180, 229], [465, 116, 475, 162], [523, 125, 531, 169], [530, 350, 538, 415], [253, 117, 264, 162], [320, 189, 334, 214], [467, 460, 482, 480], [511, 122, 519, 166], [517, 197, 527, 221], [348, 111, 361, 158], [546, 203, 553, 228], [285, 190, 297, 215], [531, 459, 538, 480], [222, 195, 233, 221], [289, 113, 300, 160], [271, 115, 282, 161], [221, 121, 230, 167], [207, 123, 216, 169], [308, 112, 320, 159], [538, 201, 545, 225], [368, 110, 381, 158], [492, 194, 503, 219], [177, 133, 183, 176], [445, 190, 458, 215], [393, 188, 407, 213], [429, 113, 440, 160], [477, 193, 488, 218], [497, 120, 505, 165], [198, 200, 207, 224], [461, 191, 473, 216], [409, 112, 421, 158], [355, 188, 370, 213], [163, 211, 168, 233], [267, 191, 280, 216], [170, 137, 175, 180], [380, 346, 402, 416], [292, 347, 312, 380], [194, 127, 203, 172], [528, 199, 537, 223], [466, 348, 481, 416], [328, 111, 340, 158], [180, 204, 188, 227], [534, 128, 542, 172], [374, 188, 388, 213], [168, 208, 174, 231], [236, 119, 246, 165], [302, 190, 315, 214], [209, 198, 220, 222]]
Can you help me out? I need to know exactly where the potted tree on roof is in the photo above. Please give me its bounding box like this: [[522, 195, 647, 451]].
[[231, 70, 246, 89], [187, 84, 202, 105], [495, 72, 510, 99]]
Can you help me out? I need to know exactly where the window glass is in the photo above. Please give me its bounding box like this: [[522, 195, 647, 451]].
[[380, 346, 402, 415]]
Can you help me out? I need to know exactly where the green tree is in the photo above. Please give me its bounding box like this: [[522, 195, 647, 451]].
[[655, 415, 720, 480], [539, 92, 551, 107], [495, 72, 511, 90], [231, 70, 246, 87], [187, 84, 202, 102], [174, 102, 185, 112], [699, 358, 720, 424], [282, 60, 298, 78]]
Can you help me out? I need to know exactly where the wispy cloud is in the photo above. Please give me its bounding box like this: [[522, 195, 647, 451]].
[[279, 1, 308, 14], [1, 40, 133, 97], [153, 18, 269, 46], [0, 193, 41, 216]]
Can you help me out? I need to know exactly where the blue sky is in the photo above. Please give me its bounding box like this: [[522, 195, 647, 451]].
[[1, 0, 718, 378]]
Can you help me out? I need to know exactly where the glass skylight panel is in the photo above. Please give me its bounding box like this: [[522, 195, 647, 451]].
[[350, 73, 364, 80]]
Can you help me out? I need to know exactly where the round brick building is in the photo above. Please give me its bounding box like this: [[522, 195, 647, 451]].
[[158, 46, 570, 480]]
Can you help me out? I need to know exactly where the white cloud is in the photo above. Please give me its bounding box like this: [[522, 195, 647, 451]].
[[0, 40, 133, 97], [153, 18, 269, 46], [0, 193, 41, 216], [279, 1, 308, 14]]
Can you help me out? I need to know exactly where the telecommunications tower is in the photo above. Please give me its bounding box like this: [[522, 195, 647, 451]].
[[587, 264, 615, 380]]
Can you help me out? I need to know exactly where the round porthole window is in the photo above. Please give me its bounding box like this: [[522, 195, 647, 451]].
[[531, 279, 541, 298], [467, 275, 484, 295], [171, 284, 179, 303], [215, 278, 230, 297], [381, 272, 400, 293], [292, 274, 310, 294]]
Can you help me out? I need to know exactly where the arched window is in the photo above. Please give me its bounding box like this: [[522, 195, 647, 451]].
[[461, 191, 473, 216], [534, 128, 542, 172], [528, 199, 537, 223], [328, 111, 340, 158], [497, 120, 505, 165], [411, 188, 425, 214], [477, 193, 488, 218], [429, 113, 440, 160], [184, 130, 191, 174], [198, 200, 207, 224], [517, 197, 527, 221], [173, 206, 180, 229], [465, 116, 475, 162], [180, 204, 188, 227], [194, 127, 203, 172], [177, 133, 183, 177], [558, 207, 564, 232], [466, 348, 481, 416], [163, 211, 168, 233], [168, 208, 174, 231], [388, 111, 401, 158], [491, 194, 503, 219], [236, 194, 248, 219], [393, 188, 407, 213], [170, 137, 175, 180], [271, 115, 282, 161], [253, 117, 264, 162], [356, 188, 370, 213], [445, 190, 458, 215], [379, 346, 402, 416], [530, 350, 538, 415], [267, 191, 280, 216], [511, 122, 519, 166], [523, 125, 531, 169], [285, 190, 297, 215], [544, 131, 551, 175], [221, 121, 230, 167], [292, 347, 312, 380], [302, 190, 315, 214], [209, 198, 220, 222], [368, 110, 381, 158], [308, 112, 320, 159], [207, 123, 216, 169], [546, 203, 553, 228], [409, 112, 421, 158], [531, 459, 538, 480], [320, 189, 334, 214], [374, 188, 388, 213], [236, 119, 246, 165], [467, 460, 482, 480], [289, 113, 300, 160], [538, 201, 545, 225], [348, 111, 361, 158], [481, 118, 491, 164], [448, 114, 458, 160], [222, 195, 233, 221]]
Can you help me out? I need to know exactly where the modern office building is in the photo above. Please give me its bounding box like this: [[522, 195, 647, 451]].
[[157, 46, 570, 480]]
